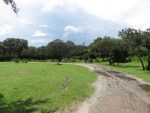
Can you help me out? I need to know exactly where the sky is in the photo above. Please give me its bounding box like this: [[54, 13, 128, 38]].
[[0, 0, 150, 46]]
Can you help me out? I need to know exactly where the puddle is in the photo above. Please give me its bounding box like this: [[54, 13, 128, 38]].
[[108, 70, 137, 81], [114, 74, 137, 81], [95, 70, 112, 77]]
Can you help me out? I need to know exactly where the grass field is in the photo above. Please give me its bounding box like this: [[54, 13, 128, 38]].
[[0, 62, 96, 113], [99, 61, 150, 82]]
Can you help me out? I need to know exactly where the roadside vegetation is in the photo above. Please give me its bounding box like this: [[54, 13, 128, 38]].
[[99, 61, 150, 82], [0, 62, 96, 113]]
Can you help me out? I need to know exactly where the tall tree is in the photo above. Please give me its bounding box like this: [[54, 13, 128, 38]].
[[65, 41, 76, 58], [111, 39, 130, 65], [3, 38, 28, 61], [119, 28, 145, 70], [142, 29, 150, 70], [3, 38, 16, 59], [47, 39, 67, 61], [37, 46, 47, 61], [0, 42, 7, 60], [98, 37, 116, 65], [14, 39, 28, 62]]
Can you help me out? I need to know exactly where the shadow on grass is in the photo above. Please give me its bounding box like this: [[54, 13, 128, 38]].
[[0, 94, 57, 113]]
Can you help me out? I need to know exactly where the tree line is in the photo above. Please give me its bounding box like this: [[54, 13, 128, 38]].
[[0, 38, 86, 62], [0, 28, 150, 70]]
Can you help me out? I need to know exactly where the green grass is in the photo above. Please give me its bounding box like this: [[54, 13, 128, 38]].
[[99, 61, 150, 82], [0, 62, 96, 113]]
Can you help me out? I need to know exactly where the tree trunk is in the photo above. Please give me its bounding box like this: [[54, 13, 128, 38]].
[[147, 61, 150, 70], [147, 54, 150, 70], [137, 54, 145, 70], [8, 52, 11, 61], [102, 57, 104, 62], [134, 46, 145, 70], [16, 55, 19, 63], [108, 57, 112, 66]]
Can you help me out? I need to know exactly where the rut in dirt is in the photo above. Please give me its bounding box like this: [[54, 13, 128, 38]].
[[74, 64, 150, 113]]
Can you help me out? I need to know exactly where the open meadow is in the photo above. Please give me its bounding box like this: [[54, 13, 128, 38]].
[[0, 62, 96, 113]]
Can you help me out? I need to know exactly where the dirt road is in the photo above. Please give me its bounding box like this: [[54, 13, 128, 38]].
[[73, 64, 150, 113]]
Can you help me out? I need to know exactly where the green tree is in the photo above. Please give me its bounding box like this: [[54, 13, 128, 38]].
[[47, 39, 67, 61], [71, 45, 86, 60], [0, 42, 8, 60], [142, 29, 150, 70], [15, 39, 28, 62], [26, 46, 37, 60], [119, 28, 145, 70], [37, 46, 47, 61], [3, 38, 28, 62], [89, 37, 102, 59], [96, 37, 116, 65], [111, 39, 130, 65], [3, 38, 17, 59], [65, 41, 76, 58]]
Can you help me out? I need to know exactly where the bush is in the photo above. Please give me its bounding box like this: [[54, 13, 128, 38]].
[[94, 57, 100, 62], [22, 59, 28, 63], [62, 58, 69, 63], [56, 62, 62, 65], [88, 58, 93, 63], [69, 58, 76, 63], [15, 59, 20, 63]]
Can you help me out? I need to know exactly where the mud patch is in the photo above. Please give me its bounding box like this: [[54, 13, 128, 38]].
[[114, 74, 137, 81], [107, 70, 137, 81], [95, 70, 111, 77], [107, 70, 122, 74], [139, 84, 150, 92]]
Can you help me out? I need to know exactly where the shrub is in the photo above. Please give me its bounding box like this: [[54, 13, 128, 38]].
[[69, 58, 76, 63], [22, 59, 28, 63], [88, 58, 93, 63], [62, 58, 69, 63], [94, 57, 100, 62]]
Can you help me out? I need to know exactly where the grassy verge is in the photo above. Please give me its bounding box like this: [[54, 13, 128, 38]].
[[0, 62, 96, 113], [98, 61, 150, 82]]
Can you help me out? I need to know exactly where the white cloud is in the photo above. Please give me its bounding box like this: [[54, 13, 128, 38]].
[[15, 0, 44, 6], [64, 25, 81, 34], [2, 0, 150, 30], [74, 0, 150, 29], [0, 24, 12, 35], [30, 39, 51, 43], [38, 25, 49, 27], [41, 0, 64, 12], [32, 30, 48, 37], [41, 0, 150, 29], [63, 25, 82, 39], [19, 18, 32, 25]]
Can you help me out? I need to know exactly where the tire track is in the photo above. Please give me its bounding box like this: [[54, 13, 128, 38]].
[[73, 64, 150, 113]]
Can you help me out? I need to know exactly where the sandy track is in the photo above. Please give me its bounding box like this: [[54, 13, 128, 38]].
[[73, 64, 150, 113]]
